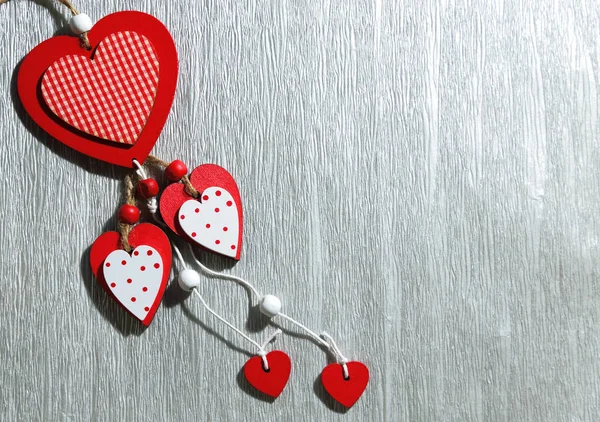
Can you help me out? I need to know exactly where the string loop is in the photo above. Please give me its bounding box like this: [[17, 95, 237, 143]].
[[133, 159, 158, 214], [321, 332, 350, 379], [191, 289, 281, 369]]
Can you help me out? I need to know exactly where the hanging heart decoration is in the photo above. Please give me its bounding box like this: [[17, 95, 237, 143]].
[[90, 223, 172, 326], [18, 11, 178, 167], [243, 350, 292, 398], [321, 361, 369, 408], [160, 164, 243, 260], [2, 0, 371, 405]]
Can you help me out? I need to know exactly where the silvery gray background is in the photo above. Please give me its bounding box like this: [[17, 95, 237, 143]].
[[1, 0, 600, 421]]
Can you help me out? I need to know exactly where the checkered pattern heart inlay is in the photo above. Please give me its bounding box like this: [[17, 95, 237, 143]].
[[41, 31, 159, 145]]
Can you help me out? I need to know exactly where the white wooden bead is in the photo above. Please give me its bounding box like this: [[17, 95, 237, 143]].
[[70, 14, 93, 35], [259, 295, 282, 317], [178, 269, 201, 292]]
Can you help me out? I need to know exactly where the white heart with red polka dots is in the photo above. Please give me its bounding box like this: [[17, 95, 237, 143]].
[[102, 245, 164, 320], [178, 186, 240, 258]]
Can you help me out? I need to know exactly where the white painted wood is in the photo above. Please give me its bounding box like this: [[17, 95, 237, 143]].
[[179, 187, 240, 258], [103, 245, 163, 321], [1, 0, 600, 421], [69, 13, 93, 35]]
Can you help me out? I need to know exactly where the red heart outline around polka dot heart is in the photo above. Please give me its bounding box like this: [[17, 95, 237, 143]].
[[159, 164, 243, 260], [90, 223, 172, 326]]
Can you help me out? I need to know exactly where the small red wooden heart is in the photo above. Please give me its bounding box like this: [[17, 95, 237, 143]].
[[321, 361, 369, 408], [160, 164, 243, 260], [90, 223, 172, 326], [18, 11, 178, 167], [243, 351, 291, 398]]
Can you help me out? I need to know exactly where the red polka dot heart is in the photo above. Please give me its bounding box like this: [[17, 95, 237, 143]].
[[178, 187, 240, 258], [160, 164, 243, 260], [90, 223, 172, 326], [103, 245, 163, 320]]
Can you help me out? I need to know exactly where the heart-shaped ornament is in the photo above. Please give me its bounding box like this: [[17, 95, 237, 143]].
[[321, 361, 369, 408], [18, 11, 178, 167], [160, 164, 243, 260], [90, 223, 172, 326], [41, 30, 159, 145], [243, 351, 292, 398], [178, 187, 240, 258]]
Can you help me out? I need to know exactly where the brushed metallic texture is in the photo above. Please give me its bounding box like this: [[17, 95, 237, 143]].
[[1, 0, 600, 421]]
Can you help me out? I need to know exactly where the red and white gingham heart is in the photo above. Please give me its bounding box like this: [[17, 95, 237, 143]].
[[41, 31, 159, 145]]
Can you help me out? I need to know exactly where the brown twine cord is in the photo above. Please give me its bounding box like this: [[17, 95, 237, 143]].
[[145, 154, 170, 168], [180, 175, 198, 198], [0, 0, 91, 49], [79, 32, 91, 50], [118, 174, 136, 253], [180, 174, 198, 197], [57, 0, 92, 50], [146, 155, 199, 198], [57, 0, 79, 15]]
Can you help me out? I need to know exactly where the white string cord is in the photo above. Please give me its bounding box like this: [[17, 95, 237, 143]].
[[259, 328, 282, 370], [276, 312, 330, 348], [132, 159, 158, 213], [192, 290, 259, 352], [171, 242, 187, 270], [132, 159, 147, 179], [165, 223, 279, 367], [188, 244, 261, 297], [187, 245, 352, 375], [320, 332, 350, 379], [191, 289, 281, 370]]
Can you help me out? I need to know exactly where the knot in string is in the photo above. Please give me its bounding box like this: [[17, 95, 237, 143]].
[[258, 328, 282, 371], [321, 332, 350, 379], [257, 349, 269, 370], [133, 159, 158, 214]]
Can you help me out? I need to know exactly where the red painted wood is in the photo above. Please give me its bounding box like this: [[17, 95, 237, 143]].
[[90, 223, 172, 326], [137, 178, 159, 198], [321, 361, 369, 408], [243, 351, 291, 398], [159, 164, 243, 260], [165, 160, 188, 181], [118, 204, 140, 224], [17, 11, 178, 168]]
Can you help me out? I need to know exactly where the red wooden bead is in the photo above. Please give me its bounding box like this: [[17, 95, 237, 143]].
[[137, 178, 159, 198], [118, 204, 140, 224], [165, 160, 188, 182]]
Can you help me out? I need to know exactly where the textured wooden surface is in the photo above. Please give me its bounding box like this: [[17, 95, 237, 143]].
[[1, 1, 600, 421]]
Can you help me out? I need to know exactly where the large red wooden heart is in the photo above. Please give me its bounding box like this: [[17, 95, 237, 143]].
[[321, 361, 369, 408], [90, 223, 172, 326], [160, 164, 243, 260], [243, 351, 292, 398], [18, 11, 178, 167]]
